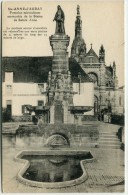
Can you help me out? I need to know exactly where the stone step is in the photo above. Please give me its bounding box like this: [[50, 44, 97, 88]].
[[99, 137, 119, 141], [73, 136, 119, 141], [99, 141, 120, 145], [100, 132, 116, 136], [99, 144, 121, 149], [73, 138, 81, 141], [100, 135, 117, 138]]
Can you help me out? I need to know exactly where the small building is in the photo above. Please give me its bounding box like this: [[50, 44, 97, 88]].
[[2, 57, 94, 122]]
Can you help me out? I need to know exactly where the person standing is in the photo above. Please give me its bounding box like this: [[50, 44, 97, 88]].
[[31, 111, 36, 124]]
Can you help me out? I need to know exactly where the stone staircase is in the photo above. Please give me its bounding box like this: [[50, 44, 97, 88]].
[[99, 132, 121, 149]]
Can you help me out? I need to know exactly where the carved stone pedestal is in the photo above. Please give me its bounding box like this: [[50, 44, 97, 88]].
[[50, 35, 70, 74], [47, 34, 74, 124]]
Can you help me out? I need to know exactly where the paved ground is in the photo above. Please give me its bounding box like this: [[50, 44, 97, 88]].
[[2, 122, 125, 193]]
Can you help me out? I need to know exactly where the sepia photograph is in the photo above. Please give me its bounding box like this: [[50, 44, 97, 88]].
[[1, 0, 125, 193]]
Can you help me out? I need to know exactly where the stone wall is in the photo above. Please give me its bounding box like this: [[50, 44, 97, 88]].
[[16, 123, 99, 148], [12, 115, 32, 122]]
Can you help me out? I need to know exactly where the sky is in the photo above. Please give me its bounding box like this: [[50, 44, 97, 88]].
[[2, 0, 124, 86]]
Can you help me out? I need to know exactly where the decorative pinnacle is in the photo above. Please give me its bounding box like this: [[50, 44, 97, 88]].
[[90, 43, 93, 49], [77, 5, 80, 15], [100, 44, 105, 52], [113, 61, 116, 67]]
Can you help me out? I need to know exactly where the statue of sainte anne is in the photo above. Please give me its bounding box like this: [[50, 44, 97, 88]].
[[53, 5, 65, 34]]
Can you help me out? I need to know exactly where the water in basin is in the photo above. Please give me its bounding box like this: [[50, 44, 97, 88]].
[[22, 153, 93, 182]]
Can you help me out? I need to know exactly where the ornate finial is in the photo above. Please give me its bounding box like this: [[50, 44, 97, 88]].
[[90, 43, 92, 49], [77, 5, 80, 15], [113, 61, 116, 67], [100, 44, 105, 52]]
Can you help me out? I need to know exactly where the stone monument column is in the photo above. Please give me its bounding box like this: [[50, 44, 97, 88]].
[[46, 6, 74, 124], [50, 35, 70, 74]]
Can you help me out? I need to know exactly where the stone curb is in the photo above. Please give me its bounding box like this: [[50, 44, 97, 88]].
[[14, 150, 94, 189]]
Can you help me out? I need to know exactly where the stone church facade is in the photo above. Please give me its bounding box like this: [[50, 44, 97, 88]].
[[71, 5, 124, 115], [2, 5, 124, 122]]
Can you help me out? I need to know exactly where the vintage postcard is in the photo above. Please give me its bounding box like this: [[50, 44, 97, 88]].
[[2, 0, 125, 193]]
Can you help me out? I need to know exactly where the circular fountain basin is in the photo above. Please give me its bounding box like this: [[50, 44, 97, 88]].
[[15, 150, 94, 188], [68, 106, 94, 113]]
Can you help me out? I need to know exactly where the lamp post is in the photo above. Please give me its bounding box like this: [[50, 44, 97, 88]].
[[99, 94, 102, 121], [78, 72, 81, 95]]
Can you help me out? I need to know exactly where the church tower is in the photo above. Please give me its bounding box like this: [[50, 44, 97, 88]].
[[71, 5, 86, 61]]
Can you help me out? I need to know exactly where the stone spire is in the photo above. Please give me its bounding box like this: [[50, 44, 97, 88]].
[[75, 5, 82, 38], [71, 5, 86, 61]]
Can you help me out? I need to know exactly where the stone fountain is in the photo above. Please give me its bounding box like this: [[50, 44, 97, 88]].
[[35, 5, 93, 126], [15, 6, 99, 188], [16, 5, 96, 148]]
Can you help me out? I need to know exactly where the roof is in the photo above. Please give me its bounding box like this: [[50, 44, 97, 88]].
[[83, 48, 99, 63], [2, 56, 94, 83], [69, 58, 94, 82], [2, 57, 52, 83]]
